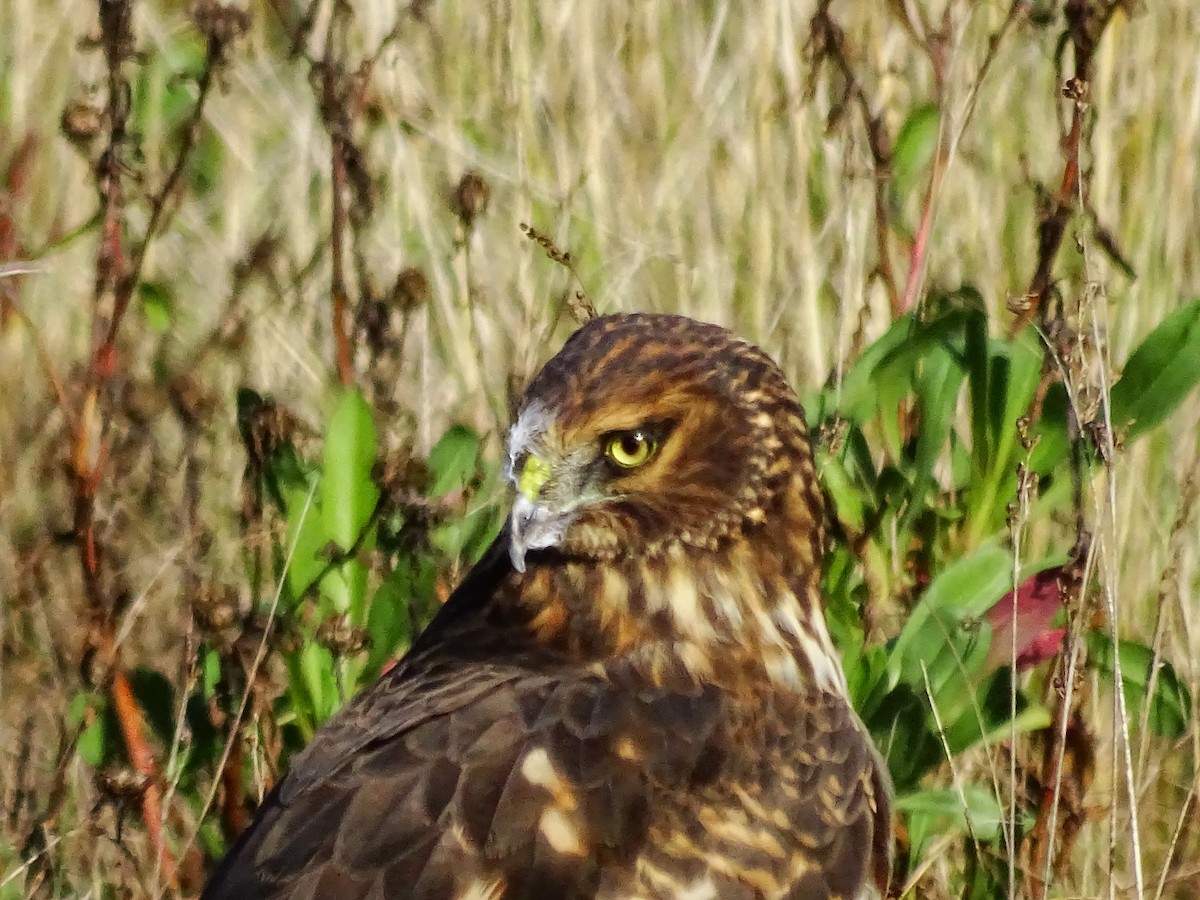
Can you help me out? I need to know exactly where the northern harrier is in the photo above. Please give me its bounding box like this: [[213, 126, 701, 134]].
[[204, 313, 892, 899]]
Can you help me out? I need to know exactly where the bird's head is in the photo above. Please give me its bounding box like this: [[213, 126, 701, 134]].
[[503, 313, 823, 574]]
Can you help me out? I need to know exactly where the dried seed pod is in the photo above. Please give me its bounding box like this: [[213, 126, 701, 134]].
[[390, 266, 429, 312], [451, 170, 490, 228], [192, 1, 251, 46], [317, 618, 369, 656], [194, 580, 239, 635], [61, 100, 103, 148], [237, 391, 302, 470]]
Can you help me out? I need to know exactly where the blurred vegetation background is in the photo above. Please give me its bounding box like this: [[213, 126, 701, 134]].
[[1, 0, 1198, 897]]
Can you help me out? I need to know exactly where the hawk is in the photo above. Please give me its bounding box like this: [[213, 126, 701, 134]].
[[204, 313, 893, 899]]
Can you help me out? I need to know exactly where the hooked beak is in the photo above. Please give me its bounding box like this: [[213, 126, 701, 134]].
[[508, 453, 570, 573], [509, 494, 569, 573]]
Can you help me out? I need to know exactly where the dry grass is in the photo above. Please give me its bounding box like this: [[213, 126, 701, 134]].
[[1, 0, 1198, 896]]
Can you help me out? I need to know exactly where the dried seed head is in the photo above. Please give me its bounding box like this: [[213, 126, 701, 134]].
[[61, 100, 103, 148], [238, 392, 301, 469], [375, 449, 430, 506], [192, 1, 251, 46], [1062, 76, 1088, 104], [391, 266, 429, 312], [317, 618, 369, 655], [98, 767, 152, 802], [452, 170, 490, 228], [194, 580, 242, 650]]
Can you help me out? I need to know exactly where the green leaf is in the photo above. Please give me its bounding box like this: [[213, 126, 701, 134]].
[[427, 424, 482, 498], [897, 785, 1006, 861], [916, 619, 992, 728], [964, 301, 991, 469], [818, 451, 868, 534], [322, 388, 380, 553], [367, 587, 411, 674], [69, 691, 108, 768], [1086, 631, 1192, 739], [845, 643, 890, 718], [366, 562, 428, 675], [292, 641, 339, 731], [828, 312, 920, 423], [283, 482, 327, 597], [431, 500, 501, 563], [203, 648, 221, 699], [138, 281, 174, 333], [836, 303, 977, 434], [869, 685, 942, 790], [888, 543, 1014, 691], [941, 669, 1053, 755], [1110, 299, 1200, 441], [954, 696, 1053, 754], [192, 814, 229, 870], [891, 103, 940, 206], [961, 331, 1048, 541], [975, 329, 1042, 480], [319, 558, 370, 624], [904, 345, 966, 524]]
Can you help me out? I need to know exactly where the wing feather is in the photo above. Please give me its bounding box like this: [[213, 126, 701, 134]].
[[203, 655, 724, 899]]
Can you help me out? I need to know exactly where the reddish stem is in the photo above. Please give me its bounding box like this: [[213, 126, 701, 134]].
[[111, 660, 178, 879]]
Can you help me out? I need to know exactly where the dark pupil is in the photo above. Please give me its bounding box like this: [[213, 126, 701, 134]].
[[620, 434, 643, 457]]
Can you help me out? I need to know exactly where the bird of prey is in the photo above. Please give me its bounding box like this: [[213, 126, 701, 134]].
[[204, 313, 892, 900]]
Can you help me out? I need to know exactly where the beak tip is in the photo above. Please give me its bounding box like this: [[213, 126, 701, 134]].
[[509, 541, 527, 574], [508, 497, 535, 574]]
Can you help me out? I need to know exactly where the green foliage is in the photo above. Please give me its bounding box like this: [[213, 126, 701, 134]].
[[886, 543, 1013, 692], [427, 424, 505, 564], [131, 28, 224, 197], [322, 389, 380, 554], [1110, 298, 1200, 440], [35, 386, 495, 837], [895, 786, 1012, 861], [68, 691, 109, 768], [137, 281, 174, 333], [890, 103, 940, 215], [229, 387, 498, 749], [817, 295, 1200, 891], [1085, 631, 1193, 739], [427, 424, 482, 498], [366, 558, 431, 674]]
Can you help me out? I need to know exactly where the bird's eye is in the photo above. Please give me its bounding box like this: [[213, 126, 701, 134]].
[[604, 430, 657, 469]]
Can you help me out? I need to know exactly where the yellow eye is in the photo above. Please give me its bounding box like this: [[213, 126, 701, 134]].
[[604, 430, 657, 469]]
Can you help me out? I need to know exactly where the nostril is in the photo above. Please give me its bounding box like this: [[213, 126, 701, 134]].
[[507, 451, 529, 484]]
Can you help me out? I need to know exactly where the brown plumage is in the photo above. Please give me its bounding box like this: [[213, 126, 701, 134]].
[[204, 313, 892, 900]]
